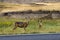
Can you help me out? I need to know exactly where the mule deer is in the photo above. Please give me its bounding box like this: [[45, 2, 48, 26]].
[[38, 18, 42, 28], [13, 17, 30, 31]]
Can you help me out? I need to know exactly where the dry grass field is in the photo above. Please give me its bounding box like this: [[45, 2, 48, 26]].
[[0, 2, 60, 13]]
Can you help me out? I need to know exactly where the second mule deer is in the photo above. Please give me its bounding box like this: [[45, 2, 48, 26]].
[[38, 18, 42, 28]]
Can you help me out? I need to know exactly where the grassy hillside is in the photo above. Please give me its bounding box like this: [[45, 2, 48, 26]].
[[0, 2, 60, 13], [0, 17, 60, 34]]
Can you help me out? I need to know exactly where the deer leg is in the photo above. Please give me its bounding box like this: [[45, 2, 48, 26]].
[[39, 22, 42, 29], [39, 24, 42, 28], [13, 26, 17, 30], [24, 27, 26, 31]]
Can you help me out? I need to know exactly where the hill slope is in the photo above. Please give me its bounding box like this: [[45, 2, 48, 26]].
[[0, 2, 60, 13]]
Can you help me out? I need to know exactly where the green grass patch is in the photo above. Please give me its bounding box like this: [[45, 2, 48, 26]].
[[0, 17, 60, 35]]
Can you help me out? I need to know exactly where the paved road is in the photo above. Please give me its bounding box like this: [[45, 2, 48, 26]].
[[0, 34, 60, 40]]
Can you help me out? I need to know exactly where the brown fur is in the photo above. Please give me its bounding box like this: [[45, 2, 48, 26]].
[[13, 21, 29, 31]]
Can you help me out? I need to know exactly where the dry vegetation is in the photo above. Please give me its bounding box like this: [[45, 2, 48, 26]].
[[0, 2, 60, 13]]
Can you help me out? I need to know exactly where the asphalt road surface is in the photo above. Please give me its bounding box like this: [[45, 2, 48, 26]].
[[0, 34, 60, 40]]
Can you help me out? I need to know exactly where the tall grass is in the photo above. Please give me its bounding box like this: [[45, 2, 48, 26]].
[[0, 17, 60, 35]]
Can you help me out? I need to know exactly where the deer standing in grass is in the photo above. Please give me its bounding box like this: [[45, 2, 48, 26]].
[[13, 17, 30, 31], [38, 18, 42, 28]]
